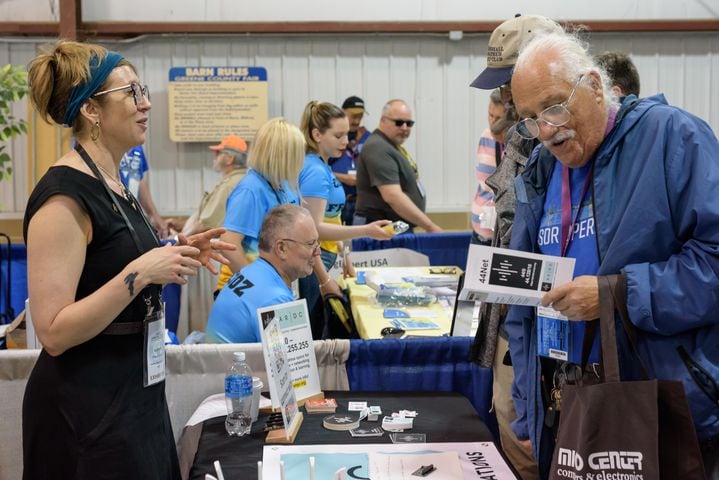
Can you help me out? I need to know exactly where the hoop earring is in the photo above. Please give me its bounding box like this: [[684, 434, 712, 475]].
[[90, 121, 100, 141]]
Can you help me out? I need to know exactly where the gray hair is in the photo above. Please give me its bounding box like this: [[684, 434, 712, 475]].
[[381, 99, 408, 117], [258, 204, 312, 252], [515, 31, 619, 110], [489, 89, 502, 105], [228, 148, 248, 168]]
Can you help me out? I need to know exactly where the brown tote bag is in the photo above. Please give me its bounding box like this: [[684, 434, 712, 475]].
[[549, 275, 706, 480]]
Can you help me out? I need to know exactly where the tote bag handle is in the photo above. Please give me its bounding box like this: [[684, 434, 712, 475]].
[[598, 274, 650, 382]]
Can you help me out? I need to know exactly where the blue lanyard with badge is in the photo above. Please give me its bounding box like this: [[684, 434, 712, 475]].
[[77, 144, 166, 388], [536, 162, 594, 363]]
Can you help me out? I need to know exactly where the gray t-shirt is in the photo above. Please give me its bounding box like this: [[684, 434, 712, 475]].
[[355, 130, 426, 226]]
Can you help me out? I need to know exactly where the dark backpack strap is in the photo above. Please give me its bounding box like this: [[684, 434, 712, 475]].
[[323, 292, 358, 339]]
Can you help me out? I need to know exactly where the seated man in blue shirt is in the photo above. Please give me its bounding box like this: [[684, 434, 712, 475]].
[[206, 204, 319, 343]]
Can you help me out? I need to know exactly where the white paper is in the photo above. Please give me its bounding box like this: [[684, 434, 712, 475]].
[[405, 309, 438, 318], [275, 300, 322, 404], [369, 451, 462, 480], [257, 305, 299, 436], [257, 300, 321, 408], [145, 313, 166, 386], [262, 443, 517, 479], [460, 245, 575, 305]]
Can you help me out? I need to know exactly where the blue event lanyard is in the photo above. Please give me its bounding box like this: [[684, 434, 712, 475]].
[[559, 106, 617, 257], [559, 163, 594, 258]]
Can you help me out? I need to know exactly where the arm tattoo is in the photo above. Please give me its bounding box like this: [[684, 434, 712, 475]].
[[124, 272, 139, 296]]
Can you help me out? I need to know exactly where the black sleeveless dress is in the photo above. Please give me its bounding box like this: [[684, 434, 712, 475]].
[[22, 166, 180, 480]]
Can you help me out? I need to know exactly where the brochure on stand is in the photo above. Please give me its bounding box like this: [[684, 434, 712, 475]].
[[257, 305, 300, 437], [459, 245, 575, 305], [258, 300, 322, 408]]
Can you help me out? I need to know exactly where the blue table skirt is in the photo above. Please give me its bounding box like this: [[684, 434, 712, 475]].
[[346, 336, 498, 440], [352, 232, 472, 269], [1, 244, 26, 323], [1, 243, 181, 332]]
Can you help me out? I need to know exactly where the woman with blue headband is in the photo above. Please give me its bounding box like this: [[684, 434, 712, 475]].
[[22, 40, 235, 479]]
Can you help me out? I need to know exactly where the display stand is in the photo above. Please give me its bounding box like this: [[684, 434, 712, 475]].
[[265, 411, 304, 444]]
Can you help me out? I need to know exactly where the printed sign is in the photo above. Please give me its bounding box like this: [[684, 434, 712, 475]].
[[257, 305, 299, 436], [168, 66, 268, 142], [258, 300, 322, 408]]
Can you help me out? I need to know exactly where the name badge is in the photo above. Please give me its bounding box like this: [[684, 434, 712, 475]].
[[143, 305, 166, 387], [416, 179, 427, 199], [127, 177, 141, 199]]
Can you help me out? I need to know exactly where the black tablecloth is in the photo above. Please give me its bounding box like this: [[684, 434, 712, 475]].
[[185, 391, 495, 479]]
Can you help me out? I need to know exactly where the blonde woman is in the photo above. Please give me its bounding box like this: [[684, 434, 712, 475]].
[[216, 118, 305, 291]]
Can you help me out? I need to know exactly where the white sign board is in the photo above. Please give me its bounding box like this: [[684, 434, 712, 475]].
[[257, 305, 299, 436], [329, 247, 429, 279], [258, 300, 321, 407]]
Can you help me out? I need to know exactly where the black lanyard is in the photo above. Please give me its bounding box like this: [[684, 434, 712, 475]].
[[76, 144, 161, 300], [258, 170, 284, 204]]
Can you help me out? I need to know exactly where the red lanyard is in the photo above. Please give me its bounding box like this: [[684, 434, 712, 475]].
[[559, 163, 594, 257]]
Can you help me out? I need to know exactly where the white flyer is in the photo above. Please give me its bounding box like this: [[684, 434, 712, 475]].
[[460, 245, 575, 305], [262, 442, 517, 479], [258, 300, 321, 407], [257, 305, 299, 437]]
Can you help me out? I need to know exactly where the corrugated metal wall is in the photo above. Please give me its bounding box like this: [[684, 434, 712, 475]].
[[2, 31, 718, 216]]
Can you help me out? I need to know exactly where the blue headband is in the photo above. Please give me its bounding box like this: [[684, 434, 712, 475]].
[[63, 51, 124, 127]]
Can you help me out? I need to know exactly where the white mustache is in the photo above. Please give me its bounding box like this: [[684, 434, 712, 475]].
[[543, 130, 576, 148]]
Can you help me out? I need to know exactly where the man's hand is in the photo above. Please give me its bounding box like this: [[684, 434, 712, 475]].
[[519, 439, 533, 454], [423, 223, 444, 233], [541, 275, 600, 320], [319, 277, 342, 298], [178, 227, 236, 275]]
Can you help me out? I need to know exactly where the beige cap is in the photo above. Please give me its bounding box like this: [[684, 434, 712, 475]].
[[470, 14, 563, 90]]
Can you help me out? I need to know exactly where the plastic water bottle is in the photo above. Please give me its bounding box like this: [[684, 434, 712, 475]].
[[225, 352, 254, 436]]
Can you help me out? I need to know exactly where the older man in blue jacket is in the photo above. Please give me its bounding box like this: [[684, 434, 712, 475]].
[[505, 31, 719, 478]]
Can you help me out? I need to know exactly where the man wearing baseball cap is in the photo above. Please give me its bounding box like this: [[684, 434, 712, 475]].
[[330, 96, 371, 225], [469, 14, 563, 480], [174, 134, 249, 236]]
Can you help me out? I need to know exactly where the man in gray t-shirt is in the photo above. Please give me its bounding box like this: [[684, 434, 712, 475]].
[[354, 99, 442, 232]]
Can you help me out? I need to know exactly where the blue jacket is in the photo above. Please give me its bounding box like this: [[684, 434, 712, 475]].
[[506, 94, 719, 476]]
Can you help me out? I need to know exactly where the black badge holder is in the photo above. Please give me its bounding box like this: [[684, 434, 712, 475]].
[[76, 144, 165, 386]]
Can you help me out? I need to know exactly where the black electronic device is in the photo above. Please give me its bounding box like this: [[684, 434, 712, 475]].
[[381, 326, 406, 338]]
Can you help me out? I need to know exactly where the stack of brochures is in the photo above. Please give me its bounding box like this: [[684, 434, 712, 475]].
[[304, 398, 338, 414]]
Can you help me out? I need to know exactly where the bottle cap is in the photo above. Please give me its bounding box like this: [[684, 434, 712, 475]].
[[233, 352, 246, 362]]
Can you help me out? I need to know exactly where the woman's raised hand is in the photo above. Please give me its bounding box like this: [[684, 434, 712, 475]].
[[177, 227, 237, 275], [132, 244, 202, 286]]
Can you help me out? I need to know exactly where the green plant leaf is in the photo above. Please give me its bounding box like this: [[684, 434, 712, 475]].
[[0, 63, 29, 180]]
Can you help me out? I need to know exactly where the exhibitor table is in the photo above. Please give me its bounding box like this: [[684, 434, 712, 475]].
[[183, 390, 499, 480], [343, 266, 462, 339]]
